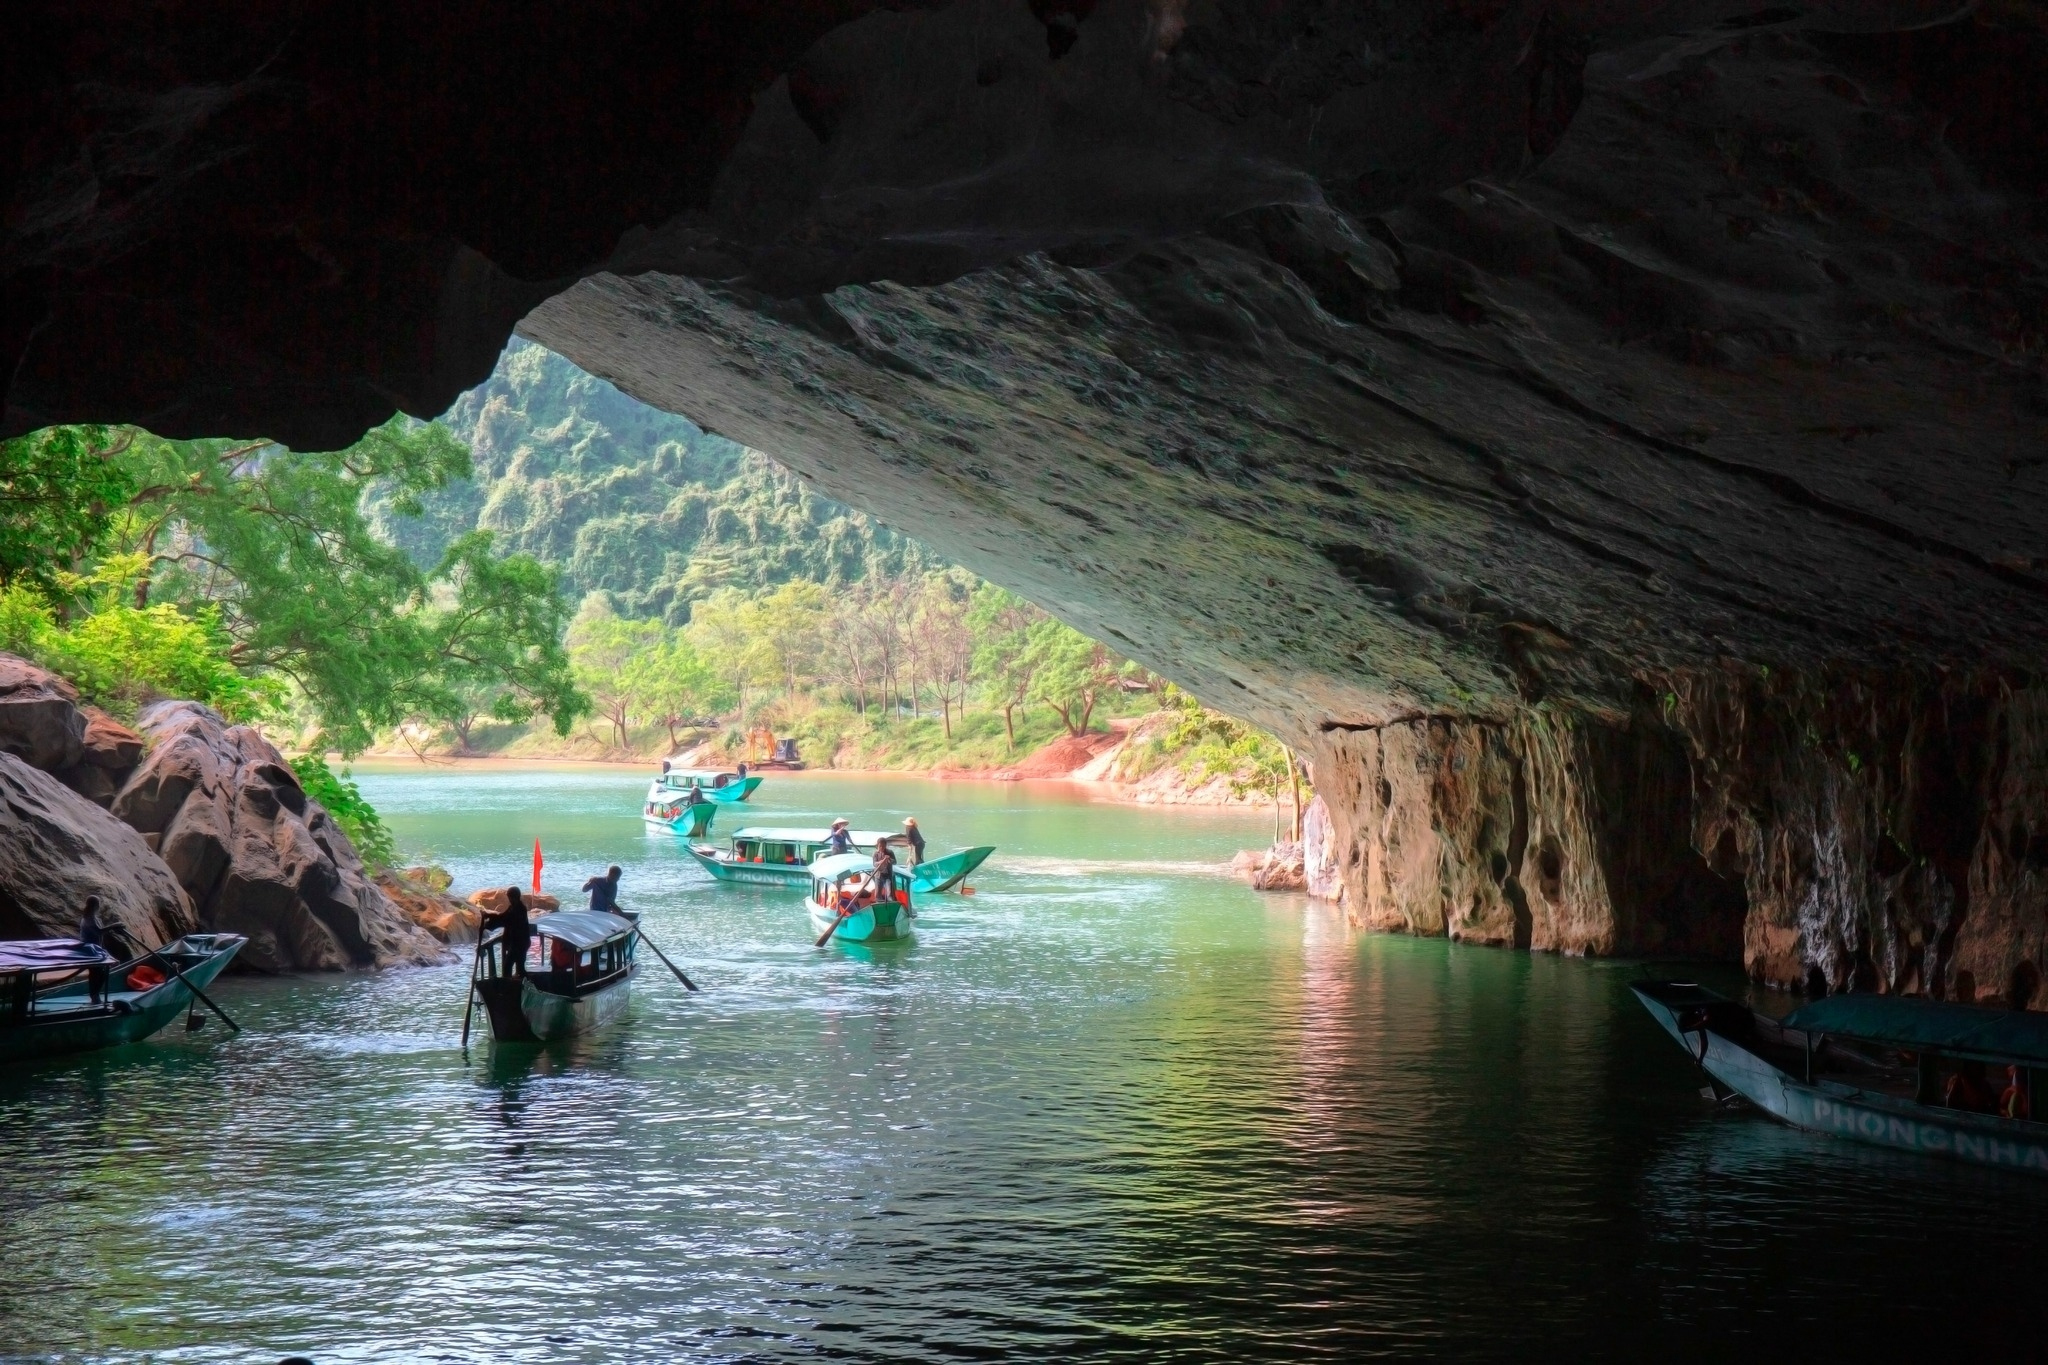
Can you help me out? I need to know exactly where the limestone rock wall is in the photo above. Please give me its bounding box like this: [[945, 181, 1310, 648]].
[[1306, 668, 2048, 1005]]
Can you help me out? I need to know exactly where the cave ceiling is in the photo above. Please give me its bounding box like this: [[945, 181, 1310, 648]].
[[7, 0, 2047, 740]]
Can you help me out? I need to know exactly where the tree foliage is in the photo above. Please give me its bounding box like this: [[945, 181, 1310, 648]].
[[0, 426, 139, 599], [288, 754, 398, 870]]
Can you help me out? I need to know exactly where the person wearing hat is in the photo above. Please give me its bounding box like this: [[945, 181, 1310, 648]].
[[901, 818, 926, 867], [826, 819, 855, 856]]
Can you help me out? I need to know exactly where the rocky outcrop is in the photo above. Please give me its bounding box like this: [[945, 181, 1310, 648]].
[[377, 867, 483, 944], [0, 752, 195, 948], [0, 656, 148, 806], [112, 702, 442, 971], [464, 887, 560, 915], [1233, 842, 1307, 893], [1302, 797, 1343, 904], [0, 655, 86, 773]]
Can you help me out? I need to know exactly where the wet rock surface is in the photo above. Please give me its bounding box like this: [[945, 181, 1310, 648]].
[[112, 703, 442, 972], [0, 752, 195, 949]]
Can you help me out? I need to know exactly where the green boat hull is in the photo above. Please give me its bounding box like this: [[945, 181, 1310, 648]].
[[687, 845, 813, 886], [909, 846, 995, 894], [0, 935, 244, 1065], [645, 800, 718, 837], [807, 898, 912, 944]]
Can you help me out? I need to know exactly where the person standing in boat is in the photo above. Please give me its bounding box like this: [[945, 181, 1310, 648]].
[[482, 887, 535, 978], [76, 895, 111, 1004], [901, 818, 925, 867], [583, 865, 623, 916], [826, 819, 855, 856], [870, 837, 898, 904]]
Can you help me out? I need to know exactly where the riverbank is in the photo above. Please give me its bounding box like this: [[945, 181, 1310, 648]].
[[364, 709, 1273, 810]]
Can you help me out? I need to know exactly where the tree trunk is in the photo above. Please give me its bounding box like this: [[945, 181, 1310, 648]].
[[1003, 704, 1016, 751], [1285, 748, 1303, 842]]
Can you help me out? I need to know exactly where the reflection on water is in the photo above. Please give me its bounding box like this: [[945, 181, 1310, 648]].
[[1, 770, 2042, 1362]]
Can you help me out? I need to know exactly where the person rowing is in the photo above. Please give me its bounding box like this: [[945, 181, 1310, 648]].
[[825, 819, 854, 856], [583, 864, 623, 916], [901, 817, 925, 867]]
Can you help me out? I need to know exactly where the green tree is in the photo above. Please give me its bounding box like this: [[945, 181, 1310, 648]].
[[625, 635, 731, 751], [1025, 618, 1118, 736], [109, 419, 583, 754], [689, 588, 776, 729], [567, 595, 664, 748], [968, 584, 1046, 751], [0, 426, 139, 599]]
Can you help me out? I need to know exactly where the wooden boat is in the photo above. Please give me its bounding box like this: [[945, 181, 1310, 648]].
[[686, 826, 900, 886], [472, 911, 639, 1043], [1, 934, 246, 1064], [655, 766, 763, 804], [806, 854, 915, 944], [1632, 980, 2048, 1176], [909, 845, 995, 894], [642, 781, 719, 837]]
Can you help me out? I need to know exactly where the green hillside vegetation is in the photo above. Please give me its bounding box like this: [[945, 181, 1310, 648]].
[[370, 340, 940, 623]]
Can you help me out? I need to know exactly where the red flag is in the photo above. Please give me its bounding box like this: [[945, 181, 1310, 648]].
[[532, 839, 543, 894]]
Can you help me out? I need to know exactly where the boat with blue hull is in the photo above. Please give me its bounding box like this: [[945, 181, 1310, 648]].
[[1633, 980, 2048, 1176], [689, 827, 994, 891], [472, 911, 640, 1044], [1, 934, 247, 1064], [654, 767, 762, 804], [687, 826, 900, 886], [806, 854, 915, 945]]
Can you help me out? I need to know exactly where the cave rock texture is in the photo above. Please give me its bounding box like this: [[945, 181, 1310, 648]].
[[10, 1, 2048, 998]]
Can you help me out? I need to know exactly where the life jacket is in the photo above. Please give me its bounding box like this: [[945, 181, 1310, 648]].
[[126, 964, 167, 991]]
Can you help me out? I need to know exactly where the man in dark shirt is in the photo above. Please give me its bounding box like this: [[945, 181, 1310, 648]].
[[583, 865, 623, 916], [482, 887, 535, 977], [901, 818, 926, 867], [77, 895, 109, 1003]]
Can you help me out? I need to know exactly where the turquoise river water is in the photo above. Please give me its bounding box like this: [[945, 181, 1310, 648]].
[[3, 768, 2045, 1362]]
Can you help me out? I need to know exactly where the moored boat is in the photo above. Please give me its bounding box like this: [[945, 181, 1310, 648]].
[[655, 766, 762, 804], [1, 934, 246, 1065], [643, 782, 718, 837], [806, 854, 915, 944], [1632, 980, 2048, 1176], [472, 911, 639, 1043], [686, 826, 900, 886], [909, 845, 995, 894]]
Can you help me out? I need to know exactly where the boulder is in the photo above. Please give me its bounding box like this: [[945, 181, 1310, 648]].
[[0, 751, 194, 949], [379, 867, 483, 944], [1233, 842, 1308, 893], [54, 707, 147, 807], [111, 701, 443, 971], [0, 654, 84, 773], [465, 886, 560, 914]]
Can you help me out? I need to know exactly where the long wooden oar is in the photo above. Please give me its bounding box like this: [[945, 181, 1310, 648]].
[[631, 923, 700, 992], [149, 952, 242, 1033], [814, 874, 875, 947], [459, 933, 486, 1046]]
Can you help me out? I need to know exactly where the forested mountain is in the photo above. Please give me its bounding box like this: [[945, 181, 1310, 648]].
[[370, 340, 941, 623]]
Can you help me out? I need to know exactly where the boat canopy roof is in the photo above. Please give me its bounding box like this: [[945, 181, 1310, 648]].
[[1783, 994, 2048, 1067], [530, 912, 638, 950], [810, 852, 903, 883], [732, 827, 900, 845], [0, 939, 115, 972]]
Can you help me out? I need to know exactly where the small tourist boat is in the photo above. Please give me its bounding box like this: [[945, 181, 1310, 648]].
[[0, 934, 246, 1065], [642, 781, 719, 837], [655, 766, 763, 804], [471, 911, 639, 1043], [1633, 980, 2048, 1176], [686, 826, 900, 886], [909, 845, 995, 894], [807, 854, 915, 945]]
